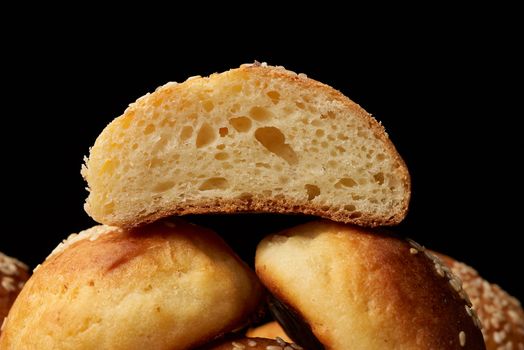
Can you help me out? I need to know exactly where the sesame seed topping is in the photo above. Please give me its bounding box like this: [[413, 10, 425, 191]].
[[410, 248, 418, 254], [275, 337, 286, 346], [247, 340, 257, 347], [48, 225, 120, 259], [232, 341, 246, 349], [0, 252, 27, 275], [459, 331, 466, 346]]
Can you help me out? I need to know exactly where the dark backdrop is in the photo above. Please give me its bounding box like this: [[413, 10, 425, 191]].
[[2, 28, 521, 301]]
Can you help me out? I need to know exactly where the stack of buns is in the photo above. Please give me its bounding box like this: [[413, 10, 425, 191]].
[[0, 63, 521, 349]]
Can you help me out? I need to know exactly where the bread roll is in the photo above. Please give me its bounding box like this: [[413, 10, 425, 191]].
[[247, 321, 291, 342], [197, 336, 304, 350], [82, 63, 410, 228], [0, 220, 262, 350], [0, 252, 28, 329], [436, 253, 524, 350], [255, 220, 485, 350]]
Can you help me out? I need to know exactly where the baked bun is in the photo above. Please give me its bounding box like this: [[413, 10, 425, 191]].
[[197, 336, 304, 350], [255, 220, 485, 350], [247, 321, 291, 342], [0, 252, 28, 327], [82, 63, 410, 228], [436, 253, 524, 350], [0, 220, 262, 350]]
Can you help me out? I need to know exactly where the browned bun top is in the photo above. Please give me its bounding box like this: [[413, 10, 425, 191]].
[[197, 336, 305, 350], [0, 252, 28, 325], [0, 219, 263, 350], [256, 220, 486, 349], [436, 252, 524, 350]]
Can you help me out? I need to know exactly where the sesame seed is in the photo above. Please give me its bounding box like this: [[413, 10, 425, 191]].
[[494, 330, 507, 344], [1, 277, 16, 292], [409, 248, 418, 254], [459, 331, 466, 347], [232, 341, 246, 349], [266, 346, 282, 350], [275, 337, 286, 346], [247, 340, 257, 347]]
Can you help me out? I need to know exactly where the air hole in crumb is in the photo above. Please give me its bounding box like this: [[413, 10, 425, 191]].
[[305, 184, 320, 201], [296, 102, 305, 109], [144, 124, 155, 135], [279, 176, 289, 184], [199, 177, 229, 191], [336, 146, 346, 153], [153, 181, 175, 192], [229, 116, 252, 132], [216, 144, 225, 150], [374, 172, 385, 185], [266, 91, 280, 104], [180, 126, 193, 141], [219, 127, 229, 137], [215, 152, 229, 160], [249, 106, 273, 121], [349, 212, 362, 218], [254, 127, 298, 165], [335, 178, 357, 189], [196, 123, 216, 148], [315, 129, 325, 137], [337, 133, 349, 140], [256, 162, 271, 168], [344, 204, 356, 211], [202, 100, 214, 112], [132, 143, 138, 150], [376, 153, 386, 161], [321, 141, 329, 148]]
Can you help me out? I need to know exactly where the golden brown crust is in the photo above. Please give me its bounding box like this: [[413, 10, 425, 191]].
[[84, 63, 410, 228], [0, 252, 28, 328], [197, 336, 304, 350], [0, 220, 263, 350], [435, 252, 524, 350], [246, 321, 291, 342], [256, 220, 485, 350]]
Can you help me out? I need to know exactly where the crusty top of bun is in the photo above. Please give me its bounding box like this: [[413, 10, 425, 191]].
[[0, 252, 28, 325], [256, 220, 485, 350], [197, 336, 304, 350], [0, 219, 262, 350], [437, 253, 524, 350], [83, 62, 410, 228]]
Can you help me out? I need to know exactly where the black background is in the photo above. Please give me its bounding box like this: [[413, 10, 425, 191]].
[[1, 23, 521, 301]]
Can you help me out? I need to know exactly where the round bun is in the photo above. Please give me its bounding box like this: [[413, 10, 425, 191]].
[[0, 219, 262, 350], [436, 253, 524, 350], [197, 336, 304, 350], [247, 321, 291, 342], [255, 220, 485, 350], [0, 252, 28, 326]]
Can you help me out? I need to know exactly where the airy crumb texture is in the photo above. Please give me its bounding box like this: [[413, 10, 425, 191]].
[[0, 220, 263, 350], [437, 253, 524, 350], [0, 252, 29, 328], [196, 336, 303, 350], [246, 321, 292, 343], [83, 63, 410, 228], [255, 221, 485, 350]]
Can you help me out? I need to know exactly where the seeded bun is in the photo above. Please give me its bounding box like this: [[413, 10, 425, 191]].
[[83, 63, 410, 229], [247, 321, 292, 342], [0, 220, 262, 350], [0, 252, 28, 328], [435, 253, 524, 350], [197, 336, 303, 350], [255, 220, 485, 350]]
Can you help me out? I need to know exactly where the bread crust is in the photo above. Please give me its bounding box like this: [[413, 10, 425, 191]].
[[436, 252, 524, 350], [0, 220, 263, 349], [256, 220, 485, 350], [84, 63, 410, 228]]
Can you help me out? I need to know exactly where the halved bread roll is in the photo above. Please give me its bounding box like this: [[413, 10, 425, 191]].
[[82, 63, 410, 228]]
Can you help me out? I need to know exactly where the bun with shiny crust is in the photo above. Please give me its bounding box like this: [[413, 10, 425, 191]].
[[256, 220, 485, 350], [0, 219, 262, 350], [0, 252, 28, 328], [436, 253, 524, 350]]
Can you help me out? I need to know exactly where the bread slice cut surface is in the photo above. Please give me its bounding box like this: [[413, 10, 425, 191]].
[[83, 63, 410, 227]]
